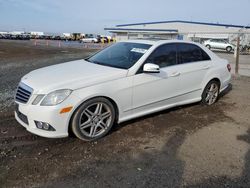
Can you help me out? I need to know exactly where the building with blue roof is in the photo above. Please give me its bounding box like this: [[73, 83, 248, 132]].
[[105, 20, 250, 42]]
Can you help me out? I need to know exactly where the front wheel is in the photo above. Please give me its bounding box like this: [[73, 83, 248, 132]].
[[71, 97, 116, 141], [201, 80, 220, 105]]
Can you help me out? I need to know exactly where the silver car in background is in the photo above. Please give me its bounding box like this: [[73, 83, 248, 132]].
[[204, 39, 235, 53]]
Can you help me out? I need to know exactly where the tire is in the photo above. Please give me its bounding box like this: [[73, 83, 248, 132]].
[[206, 44, 211, 49], [226, 46, 232, 53], [71, 97, 116, 141], [201, 80, 220, 106]]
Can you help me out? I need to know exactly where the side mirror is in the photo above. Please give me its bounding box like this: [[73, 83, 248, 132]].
[[143, 63, 160, 73]]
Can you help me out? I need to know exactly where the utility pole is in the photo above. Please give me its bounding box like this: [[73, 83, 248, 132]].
[[235, 35, 240, 75]]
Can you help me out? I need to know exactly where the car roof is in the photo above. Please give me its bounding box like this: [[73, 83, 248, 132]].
[[121, 39, 218, 60], [122, 39, 202, 46]]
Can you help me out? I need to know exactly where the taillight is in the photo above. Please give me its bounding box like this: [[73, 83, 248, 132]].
[[227, 64, 231, 72]]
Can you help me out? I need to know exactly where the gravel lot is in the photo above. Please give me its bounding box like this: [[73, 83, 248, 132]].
[[0, 40, 96, 115], [0, 40, 250, 188]]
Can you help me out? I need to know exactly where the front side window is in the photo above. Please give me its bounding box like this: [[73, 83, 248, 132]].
[[87, 42, 152, 69], [145, 44, 177, 68], [177, 43, 210, 64]]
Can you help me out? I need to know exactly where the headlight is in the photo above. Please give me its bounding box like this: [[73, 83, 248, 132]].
[[40, 89, 72, 106]]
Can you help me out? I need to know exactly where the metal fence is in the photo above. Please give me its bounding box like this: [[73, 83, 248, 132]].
[[31, 32, 250, 76], [32, 39, 111, 49]]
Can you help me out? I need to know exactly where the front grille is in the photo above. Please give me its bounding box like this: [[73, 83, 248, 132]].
[[15, 83, 33, 104]]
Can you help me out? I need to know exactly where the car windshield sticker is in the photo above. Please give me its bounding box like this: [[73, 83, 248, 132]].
[[131, 48, 148, 54]]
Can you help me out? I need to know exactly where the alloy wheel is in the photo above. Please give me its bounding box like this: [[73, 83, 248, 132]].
[[205, 83, 219, 105], [78, 102, 112, 138]]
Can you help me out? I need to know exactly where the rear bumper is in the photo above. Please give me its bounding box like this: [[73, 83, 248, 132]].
[[220, 73, 231, 93]]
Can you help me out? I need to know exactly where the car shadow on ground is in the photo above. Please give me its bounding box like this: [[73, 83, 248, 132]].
[[43, 128, 188, 188], [43, 111, 250, 188], [40, 85, 236, 187], [111, 83, 233, 135]]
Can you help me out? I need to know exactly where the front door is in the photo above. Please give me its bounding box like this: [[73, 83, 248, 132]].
[[132, 43, 180, 114]]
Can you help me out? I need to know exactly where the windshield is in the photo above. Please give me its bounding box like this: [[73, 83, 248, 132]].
[[86, 42, 152, 69]]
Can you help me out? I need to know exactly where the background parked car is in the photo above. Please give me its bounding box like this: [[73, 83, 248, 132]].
[[204, 39, 235, 53], [80, 37, 98, 43], [16, 34, 30, 40], [97, 36, 107, 43]]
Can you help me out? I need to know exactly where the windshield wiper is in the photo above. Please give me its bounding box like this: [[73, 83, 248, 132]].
[[93, 61, 126, 69], [85, 58, 92, 63], [92, 61, 103, 65]]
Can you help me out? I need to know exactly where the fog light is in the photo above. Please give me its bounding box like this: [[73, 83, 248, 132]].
[[36, 121, 43, 129], [43, 123, 50, 130], [34, 121, 56, 131]]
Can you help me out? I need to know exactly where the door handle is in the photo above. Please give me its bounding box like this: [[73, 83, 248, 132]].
[[203, 65, 211, 69], [170, 72, 180, 77]]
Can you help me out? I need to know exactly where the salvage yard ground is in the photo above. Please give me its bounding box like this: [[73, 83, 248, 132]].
[[0, 40, 250, 188]]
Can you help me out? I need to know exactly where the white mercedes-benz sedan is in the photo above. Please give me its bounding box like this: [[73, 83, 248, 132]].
[[15, 40, 231, 141]]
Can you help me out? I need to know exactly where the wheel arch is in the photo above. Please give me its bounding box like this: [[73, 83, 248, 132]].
[[203, 77, 221, 92], [226, 46, 233, 52], [68, 95, 120, 135]]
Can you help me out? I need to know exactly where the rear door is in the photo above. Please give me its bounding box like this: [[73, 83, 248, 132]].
[[209, 39, 217, 48], [176, 43, 212, 99], [213, 39, 226, 49]]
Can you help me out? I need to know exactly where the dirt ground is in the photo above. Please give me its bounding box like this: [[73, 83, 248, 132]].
[[0, 40, 250, 188]]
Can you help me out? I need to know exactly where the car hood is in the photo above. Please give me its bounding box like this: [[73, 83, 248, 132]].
[[21, 59, 128, 94]]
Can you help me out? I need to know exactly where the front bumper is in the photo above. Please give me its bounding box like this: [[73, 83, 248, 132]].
[[14, 94, 81, 138], [15, 111, 68, 138]]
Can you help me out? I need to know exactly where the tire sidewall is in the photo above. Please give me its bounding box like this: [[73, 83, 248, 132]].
[[71, 97, 116, 141], [201, 80, 220, 106], [206, 45, 211, 49], [226, 46, 232, 52]]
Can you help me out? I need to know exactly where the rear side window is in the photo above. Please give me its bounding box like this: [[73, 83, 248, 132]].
[[177, 43, 211, 64], [145, 43, 177, 68]]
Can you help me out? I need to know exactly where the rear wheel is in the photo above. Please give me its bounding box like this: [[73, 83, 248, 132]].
[[201, 80, 220, 105], [226, 46, 232, 53], [71, 97, 116, 141], [206, 44, 211, 49]]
